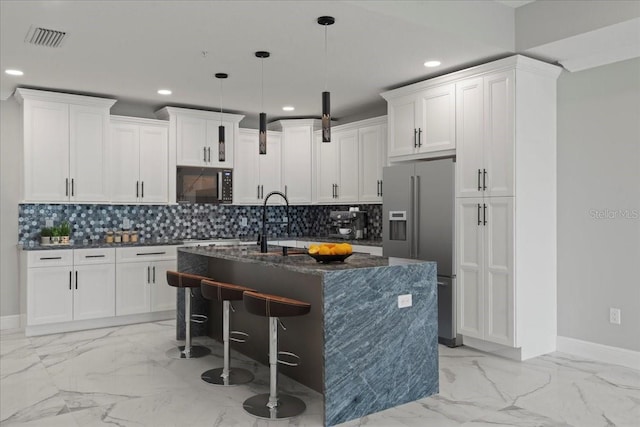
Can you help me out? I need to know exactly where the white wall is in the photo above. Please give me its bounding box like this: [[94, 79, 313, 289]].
[[0, 98, 22, 318], [557, 57, 640, 352]]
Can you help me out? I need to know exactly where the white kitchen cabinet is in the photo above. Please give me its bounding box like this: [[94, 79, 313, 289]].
[[457, 197, 514, 347], [315, 129, 359, 203], [15, 88, 116, 203], [155, 106, 243, 170], [234, 128, 282, 204], [115, 246, 177, 316], [110, 117, 169, 204], [383, 83, 455, 160], [24, 249, 115, 326], [275, 120, 318, 204], [456, 71, 514, 198], [358, 123, 387, 203]]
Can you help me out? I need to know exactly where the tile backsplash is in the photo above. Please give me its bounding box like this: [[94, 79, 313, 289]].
[[18, 204, 382, 245]]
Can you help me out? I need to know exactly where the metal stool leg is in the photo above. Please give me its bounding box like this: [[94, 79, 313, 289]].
[[166, 288, 211, 359], [201, 301, 253, 385], [243, 316, 306, 419]]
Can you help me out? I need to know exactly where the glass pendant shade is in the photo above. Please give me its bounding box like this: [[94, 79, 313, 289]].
[[259, 112, 267, 155], [322, 91, 331, 142], [218, 125, 225, 162]]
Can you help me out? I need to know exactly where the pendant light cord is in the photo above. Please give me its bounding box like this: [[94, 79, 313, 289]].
[[261, 58, 264, 112], [219, 78, 223, 126], [324, 24, 328, 92]]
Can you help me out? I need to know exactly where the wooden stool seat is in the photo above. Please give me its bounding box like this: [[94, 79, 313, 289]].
[[201, 279, 254, 301], [166, 271, 210, 288], [243, 291, 311, 318]]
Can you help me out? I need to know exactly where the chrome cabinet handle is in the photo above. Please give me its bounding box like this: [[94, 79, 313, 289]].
[[477, 204, 482, 226], [483, 169, 487, 191], [477, 169, 482, 191], [483, 203, 487, 225], [40, 256, 61, 260], [136, 251, 166, 256], [85, 255, 105, 258], [414, 129, 418, 148], [418, 128, 422, 147], [65, 178, 69, 197]]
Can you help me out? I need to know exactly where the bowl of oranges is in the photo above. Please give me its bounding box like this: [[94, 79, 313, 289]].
[[307, 243, 353, 263]]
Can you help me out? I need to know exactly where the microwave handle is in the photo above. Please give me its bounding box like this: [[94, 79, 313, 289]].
[[217, 171, 223, 200]]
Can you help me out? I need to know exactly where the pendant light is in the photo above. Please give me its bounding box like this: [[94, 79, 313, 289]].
[[256, 51, 270, 155], [215, 73, 228, 162], [318, 16, 335, 143]]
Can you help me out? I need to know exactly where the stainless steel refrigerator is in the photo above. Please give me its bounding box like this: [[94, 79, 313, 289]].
[[382, 158, 460, 347]]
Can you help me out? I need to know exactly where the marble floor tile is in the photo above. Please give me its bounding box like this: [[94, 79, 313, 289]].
[[2, 321, 639, 427]]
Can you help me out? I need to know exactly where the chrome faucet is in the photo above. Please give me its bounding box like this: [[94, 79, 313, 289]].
[[259, 191, 290, 253]]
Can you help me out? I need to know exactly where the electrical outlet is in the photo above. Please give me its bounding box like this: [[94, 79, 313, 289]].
[[398, 294, 412, 308], [240, 217, 248, 227], [122, 218, 131, 229], [609, 308, 621, 325], [45, 218, 54, 228]]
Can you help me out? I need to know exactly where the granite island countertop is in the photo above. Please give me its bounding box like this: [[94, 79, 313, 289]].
[[178, 244, 407, 276]]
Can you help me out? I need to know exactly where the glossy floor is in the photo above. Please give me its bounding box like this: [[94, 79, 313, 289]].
[[1, 321, 638, 426]]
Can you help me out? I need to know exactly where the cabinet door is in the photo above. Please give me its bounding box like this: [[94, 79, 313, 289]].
[[282, 126, 312, 204], [206, 119, 234, 168], [73, 264, 116, 320], [150, 260, 177, 312], [116, 262, 150, 316], [483, 197, 515, 346], [456, 198, 484, 339], [456, 78, 485, 198], [23, 100, 70, 202], [110, 122, 140, 203], [336, 129, 359, 202], [69, 105, 109, 202], [234, 130, 261, 204], [315, 132, 339, 203], [417, 84, 456, 153], [484, 71, 514, 197], [27, 266, 73, 325], [387, 95, 417, 157], [177, 115, 207, 166], [358, 124, 385, 202], [260, 132, 282, 203], [139, 125, 169, 204]]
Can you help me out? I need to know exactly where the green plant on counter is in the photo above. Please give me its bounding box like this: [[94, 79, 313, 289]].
[[59, 221, 71, 236], [51, 226, 61, 237], [40, 227, 53, 237]]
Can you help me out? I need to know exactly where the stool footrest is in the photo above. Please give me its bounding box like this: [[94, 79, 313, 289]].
[[277, 351, 301, 367], [230, 330, 249, 343], [190, 314, 208, 324]]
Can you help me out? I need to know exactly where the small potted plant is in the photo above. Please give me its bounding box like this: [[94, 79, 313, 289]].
[[51, 226, 61, 244], [40, 227, 53, 245], [59, 222, 71, 244]]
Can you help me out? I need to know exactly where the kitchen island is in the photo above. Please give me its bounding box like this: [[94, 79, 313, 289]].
[[177, 245, 438, 426]]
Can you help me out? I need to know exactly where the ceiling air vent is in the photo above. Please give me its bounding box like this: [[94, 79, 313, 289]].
[[24, 26, 67, 48]]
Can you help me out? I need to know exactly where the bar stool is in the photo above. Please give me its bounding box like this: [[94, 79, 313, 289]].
[[242, 290, 311, 420], [200, 279, 255, 386], [165, 271, 211, 359]]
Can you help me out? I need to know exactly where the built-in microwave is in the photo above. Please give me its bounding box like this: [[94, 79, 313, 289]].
[[176, 167, 232, 204]]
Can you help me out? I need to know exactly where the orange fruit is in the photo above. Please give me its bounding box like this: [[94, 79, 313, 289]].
[[334, 245, 347, 255], [308, 246, 319, 255], [318, 246, 331, 255]]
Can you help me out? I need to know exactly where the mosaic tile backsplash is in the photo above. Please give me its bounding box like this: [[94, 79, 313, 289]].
[[18, 204, 382, 245]]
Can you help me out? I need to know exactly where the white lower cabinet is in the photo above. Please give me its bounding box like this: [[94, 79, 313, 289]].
[[25, 249, 115, 326], [115, 246, 177, 316]]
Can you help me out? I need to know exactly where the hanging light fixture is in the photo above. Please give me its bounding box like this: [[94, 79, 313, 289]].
[[255, 51, 270, 155], [318, 16, 335, 143], [215, 73, 228, 162]]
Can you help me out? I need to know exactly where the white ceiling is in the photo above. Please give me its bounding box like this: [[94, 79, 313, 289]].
[[0, 1, 637, 127]]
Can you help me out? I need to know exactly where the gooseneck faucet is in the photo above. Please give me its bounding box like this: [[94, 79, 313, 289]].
[[259, 191, 290, 253]]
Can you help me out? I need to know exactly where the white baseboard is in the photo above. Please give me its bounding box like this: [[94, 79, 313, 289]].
[[0, 315, 21, 330], [557, 336, 640, 371]]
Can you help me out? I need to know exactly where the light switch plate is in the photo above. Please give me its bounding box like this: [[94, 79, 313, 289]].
[[240, 217, 248, 227], [398, 294, 412, 308]]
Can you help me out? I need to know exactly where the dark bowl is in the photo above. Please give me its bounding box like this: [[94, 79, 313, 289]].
[[307, 253, 353, 263]]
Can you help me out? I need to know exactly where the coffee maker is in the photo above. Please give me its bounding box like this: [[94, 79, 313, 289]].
[[328, 210, 368, 240]]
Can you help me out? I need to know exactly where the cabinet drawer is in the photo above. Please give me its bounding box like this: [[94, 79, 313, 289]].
[[27, 250, 73, 268], [116, 246, 177, 263], [74, 248, 115, 265]]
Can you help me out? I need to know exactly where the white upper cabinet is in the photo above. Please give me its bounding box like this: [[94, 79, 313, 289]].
[[456, 71, 515, 198], [156, 106, 243, 170], [383, 83, 455, 160], [358, 123, 387, 203], [110, 117, 169, 204], [275, 120, 318, 204], [314, 128, 359, 204], [15, 89, 116, 203], [234, 128, 282, 204]]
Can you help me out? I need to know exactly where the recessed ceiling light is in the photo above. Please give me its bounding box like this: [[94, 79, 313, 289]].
[[157, 89, 172, 95], [5, 69, 24, 76], [424, 60, 441, 68], [282, 106, 295, 111]]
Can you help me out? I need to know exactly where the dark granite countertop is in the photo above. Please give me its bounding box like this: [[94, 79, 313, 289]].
[[18, 240, 186, 251], [239, 236, 383, 247], [178, 244, 424, 276]]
